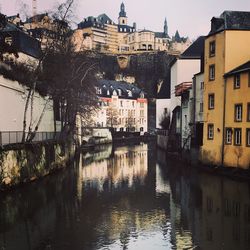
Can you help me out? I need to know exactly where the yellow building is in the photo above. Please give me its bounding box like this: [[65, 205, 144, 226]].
[[202, 11, 250, 168], [223, 62, 250, 168]]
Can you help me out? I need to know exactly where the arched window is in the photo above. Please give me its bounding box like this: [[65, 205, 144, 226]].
[[113, 90, 118, 96]]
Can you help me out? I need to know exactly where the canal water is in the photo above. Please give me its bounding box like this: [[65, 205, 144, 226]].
[[0, 142, 250, 250]]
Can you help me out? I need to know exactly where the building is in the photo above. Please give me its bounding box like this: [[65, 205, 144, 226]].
[[222, 61, 250, 168], [201, 11, 250, 168], [94, 80, 148, 134], [73, 2, 190, 54], [0, 15, 58, 146], [158, 37, 204, 149], [192, 71, 205, 147], [23, 13, 70, 49]]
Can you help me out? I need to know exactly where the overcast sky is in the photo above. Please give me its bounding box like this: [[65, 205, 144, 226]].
[[1, 0, 250, 39]]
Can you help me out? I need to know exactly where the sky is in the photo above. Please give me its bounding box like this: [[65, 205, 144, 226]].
[[1, 0, 250, 39]]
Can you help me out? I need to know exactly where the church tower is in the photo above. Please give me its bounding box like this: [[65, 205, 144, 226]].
[[118, 2, 128, 25], [164, 18, 168, 36]]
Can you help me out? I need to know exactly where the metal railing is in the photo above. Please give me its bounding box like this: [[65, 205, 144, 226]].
[[0, 131, 61, 147]]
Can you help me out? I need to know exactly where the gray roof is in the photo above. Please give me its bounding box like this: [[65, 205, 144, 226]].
[[97, 14, 113, 24], [208, 11, 250, 36], [180, 36, 205, 59], [97, 79, 145, 99], [155, 32, 170, 39], [224, 60, 250, 77]]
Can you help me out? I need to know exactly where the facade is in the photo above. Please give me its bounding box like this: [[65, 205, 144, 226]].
[[94, 80, 148, 134], [222, 62, 250, 168], [201, 11, 250, 168]]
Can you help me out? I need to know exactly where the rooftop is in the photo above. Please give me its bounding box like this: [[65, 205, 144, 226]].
[[180, 36, 205, 59], [208, 11, 250, 36], [97, 79, 145, 99], [224, 60, 250, 77]]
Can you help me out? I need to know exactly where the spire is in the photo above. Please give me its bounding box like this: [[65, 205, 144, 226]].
[[119, 2, 127, 17], [174, 30, 181, 43], [164, 17, 168, 36]]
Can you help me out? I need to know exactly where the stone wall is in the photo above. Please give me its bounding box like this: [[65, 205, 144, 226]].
[[0, 141, 75, 190]]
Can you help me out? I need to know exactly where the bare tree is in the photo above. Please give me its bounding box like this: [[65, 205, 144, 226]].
[[21, 0, 98, 143]]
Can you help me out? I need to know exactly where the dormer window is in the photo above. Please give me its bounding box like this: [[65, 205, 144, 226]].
[[96, 87, 102, 95], [113, 90, 117, 96], [127, 90, 132, 97], [107, 90, 110, 95], [140, 92, 144, 98], [117, 89, 122, 96]]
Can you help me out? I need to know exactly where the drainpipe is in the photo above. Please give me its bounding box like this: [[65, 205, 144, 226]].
[[221, 78, 227, 166]]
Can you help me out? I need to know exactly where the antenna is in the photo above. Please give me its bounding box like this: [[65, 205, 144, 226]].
[[32, 0, 37, 22]]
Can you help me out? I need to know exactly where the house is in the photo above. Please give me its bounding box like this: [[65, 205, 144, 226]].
[[221, 61, 250, 168], [94, 80, 148, 134], [201, 11, 250, 168]]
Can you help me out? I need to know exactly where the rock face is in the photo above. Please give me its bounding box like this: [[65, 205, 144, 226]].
[[95, 51, 177, 130]]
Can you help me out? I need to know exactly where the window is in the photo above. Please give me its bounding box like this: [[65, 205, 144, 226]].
[[209, 41, 215, 57], [208, 94, 215, 109], [200, 81, 204, 90], [209, 65, 215, 81], [200, 102, 203, 112], [120, 100, 123, 107], [246, 129, 250, 147], [248, 71, 250, 87], [247, 103, 250, 121], [234, 128, 242, 146], [225, 128, 232, 144], [234, 74, 240, 89], [207, 124, 214, 140], [235, 104, 242, 122]]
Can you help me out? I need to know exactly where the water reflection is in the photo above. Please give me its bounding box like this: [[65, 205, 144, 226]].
[[79, 144, 148, 191], [0, 143, 249, 249]]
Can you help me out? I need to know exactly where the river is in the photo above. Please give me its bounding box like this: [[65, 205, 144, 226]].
[[0, 142, 249, 250]]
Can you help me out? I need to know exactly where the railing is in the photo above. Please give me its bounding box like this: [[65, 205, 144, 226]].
[[0, 131, 61, 147]]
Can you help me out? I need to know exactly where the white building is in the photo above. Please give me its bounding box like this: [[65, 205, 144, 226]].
[[156, 37, 205, 129], [94, 80, 148, 134]]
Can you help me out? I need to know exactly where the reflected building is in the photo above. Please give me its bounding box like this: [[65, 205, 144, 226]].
[[79, 143, 148, 192], [165, 155, 250, 250]]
